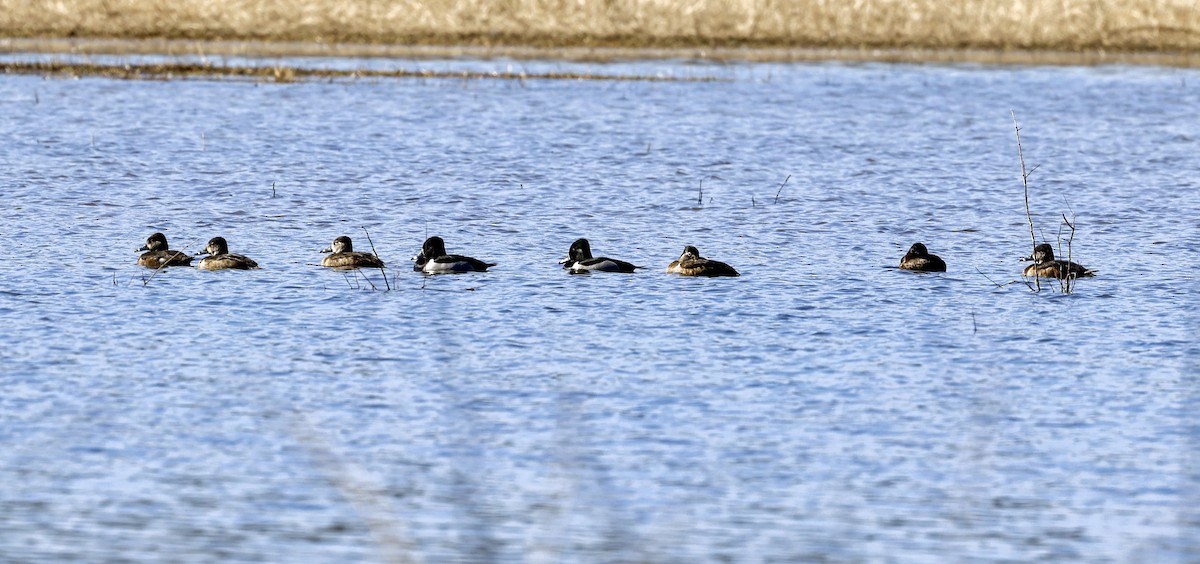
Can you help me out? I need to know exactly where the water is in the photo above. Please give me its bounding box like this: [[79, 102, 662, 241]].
[[1, 57, 1198, 562]]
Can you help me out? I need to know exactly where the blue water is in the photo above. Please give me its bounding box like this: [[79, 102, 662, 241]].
[[1, 57, 1198, 562]]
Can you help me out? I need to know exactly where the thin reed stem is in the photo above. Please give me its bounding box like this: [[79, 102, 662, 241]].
[[1012, 110, 1042, 293], [774, 174, 790, 204], [135, 237, 199, 287], [1061, 212, 1077, 293], [1012, 110, 1036, 248], [361, 226, 391, 291]]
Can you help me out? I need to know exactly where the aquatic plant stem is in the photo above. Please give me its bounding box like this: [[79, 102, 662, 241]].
[[1012, 110, 1043, 292], [974, 267, 1018, 289], [1012, 110, 1037, 248], [135, 237, 199, 287], [361, 226, 391, 291], [1061, 211, 1078, 292], [774, 174, 790, 204]]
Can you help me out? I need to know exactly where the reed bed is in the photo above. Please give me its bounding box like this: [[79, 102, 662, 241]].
[[2, 0, 1198, 53]]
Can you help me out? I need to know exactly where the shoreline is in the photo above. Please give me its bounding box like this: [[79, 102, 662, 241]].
[[4, 37, 1200, 69]]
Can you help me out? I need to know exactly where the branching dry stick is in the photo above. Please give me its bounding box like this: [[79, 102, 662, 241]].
[[975, 267, 1020, 289], [1061, 212, 1077, 293], [774, 174, 791, 204], [356, 268, 378, 291], [1012, 110, 1043, 292], [1012, 110, 1037, 248], [1061, 199, 1077, 294], [362, 226, 391, 291]]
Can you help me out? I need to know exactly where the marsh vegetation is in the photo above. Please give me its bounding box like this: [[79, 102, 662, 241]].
[[2, 0, 1198, 53]]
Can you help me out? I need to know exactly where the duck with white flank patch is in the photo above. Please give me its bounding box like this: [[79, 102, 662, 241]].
[[413, 236, 494, 273], [560, 238, 639, 273]]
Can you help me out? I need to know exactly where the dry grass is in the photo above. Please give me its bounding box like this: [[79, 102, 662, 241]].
[[2, 0, 1199, 53]]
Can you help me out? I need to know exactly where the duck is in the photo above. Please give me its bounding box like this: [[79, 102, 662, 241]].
[[1022, 243, 1094, 279], [560, 238, 639, 273], [413, 236, 494, 273], [898, 242, 946, 272], [321, 236, 385, 269], [136, 232, 192, 268], [666, 245, 739, 277], [197, 236, 260, 271]]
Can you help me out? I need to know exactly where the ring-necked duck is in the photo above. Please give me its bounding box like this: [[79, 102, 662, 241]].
[[413, 236, 494, 273], [197, 236, 260, 271], [1022, 243, 1094, 279], [666, 245, 739, 277], [136, 232, 192, 268], [321, 236, 385, 269], [898, 242, 947, 272], [560, 238, 639, 273]]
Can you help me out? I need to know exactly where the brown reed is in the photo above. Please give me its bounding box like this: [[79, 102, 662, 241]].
[[2, 0, 1198, 53]]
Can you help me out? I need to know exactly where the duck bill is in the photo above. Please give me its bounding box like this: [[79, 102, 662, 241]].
[[136, 245, 149, 252], [321, 247, 333, 253]]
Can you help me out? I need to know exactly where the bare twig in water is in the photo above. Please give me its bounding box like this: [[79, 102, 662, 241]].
[[696, 180, 703, 206], [135, 237, 200, 287], [1012, 110, 1041, 293], [1060, 211, 1078, 293], [1059, 198, 1078, 295], [1012, 110, 1037, 248], [356, 269, 379, 291], [362, 226, 391, 291], [271, 181, 276, 198], [774, 174, 791, 204], [975, 267, 1020, 289]]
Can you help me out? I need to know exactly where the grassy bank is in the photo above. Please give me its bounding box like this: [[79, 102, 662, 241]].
[[2, 0, 1198, 53]]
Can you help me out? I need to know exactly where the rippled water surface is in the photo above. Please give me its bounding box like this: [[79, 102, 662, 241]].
[[1, 57, 1198, 562]]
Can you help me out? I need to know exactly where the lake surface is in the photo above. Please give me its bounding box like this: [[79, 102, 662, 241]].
[[1, 54, 1198, 562]]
